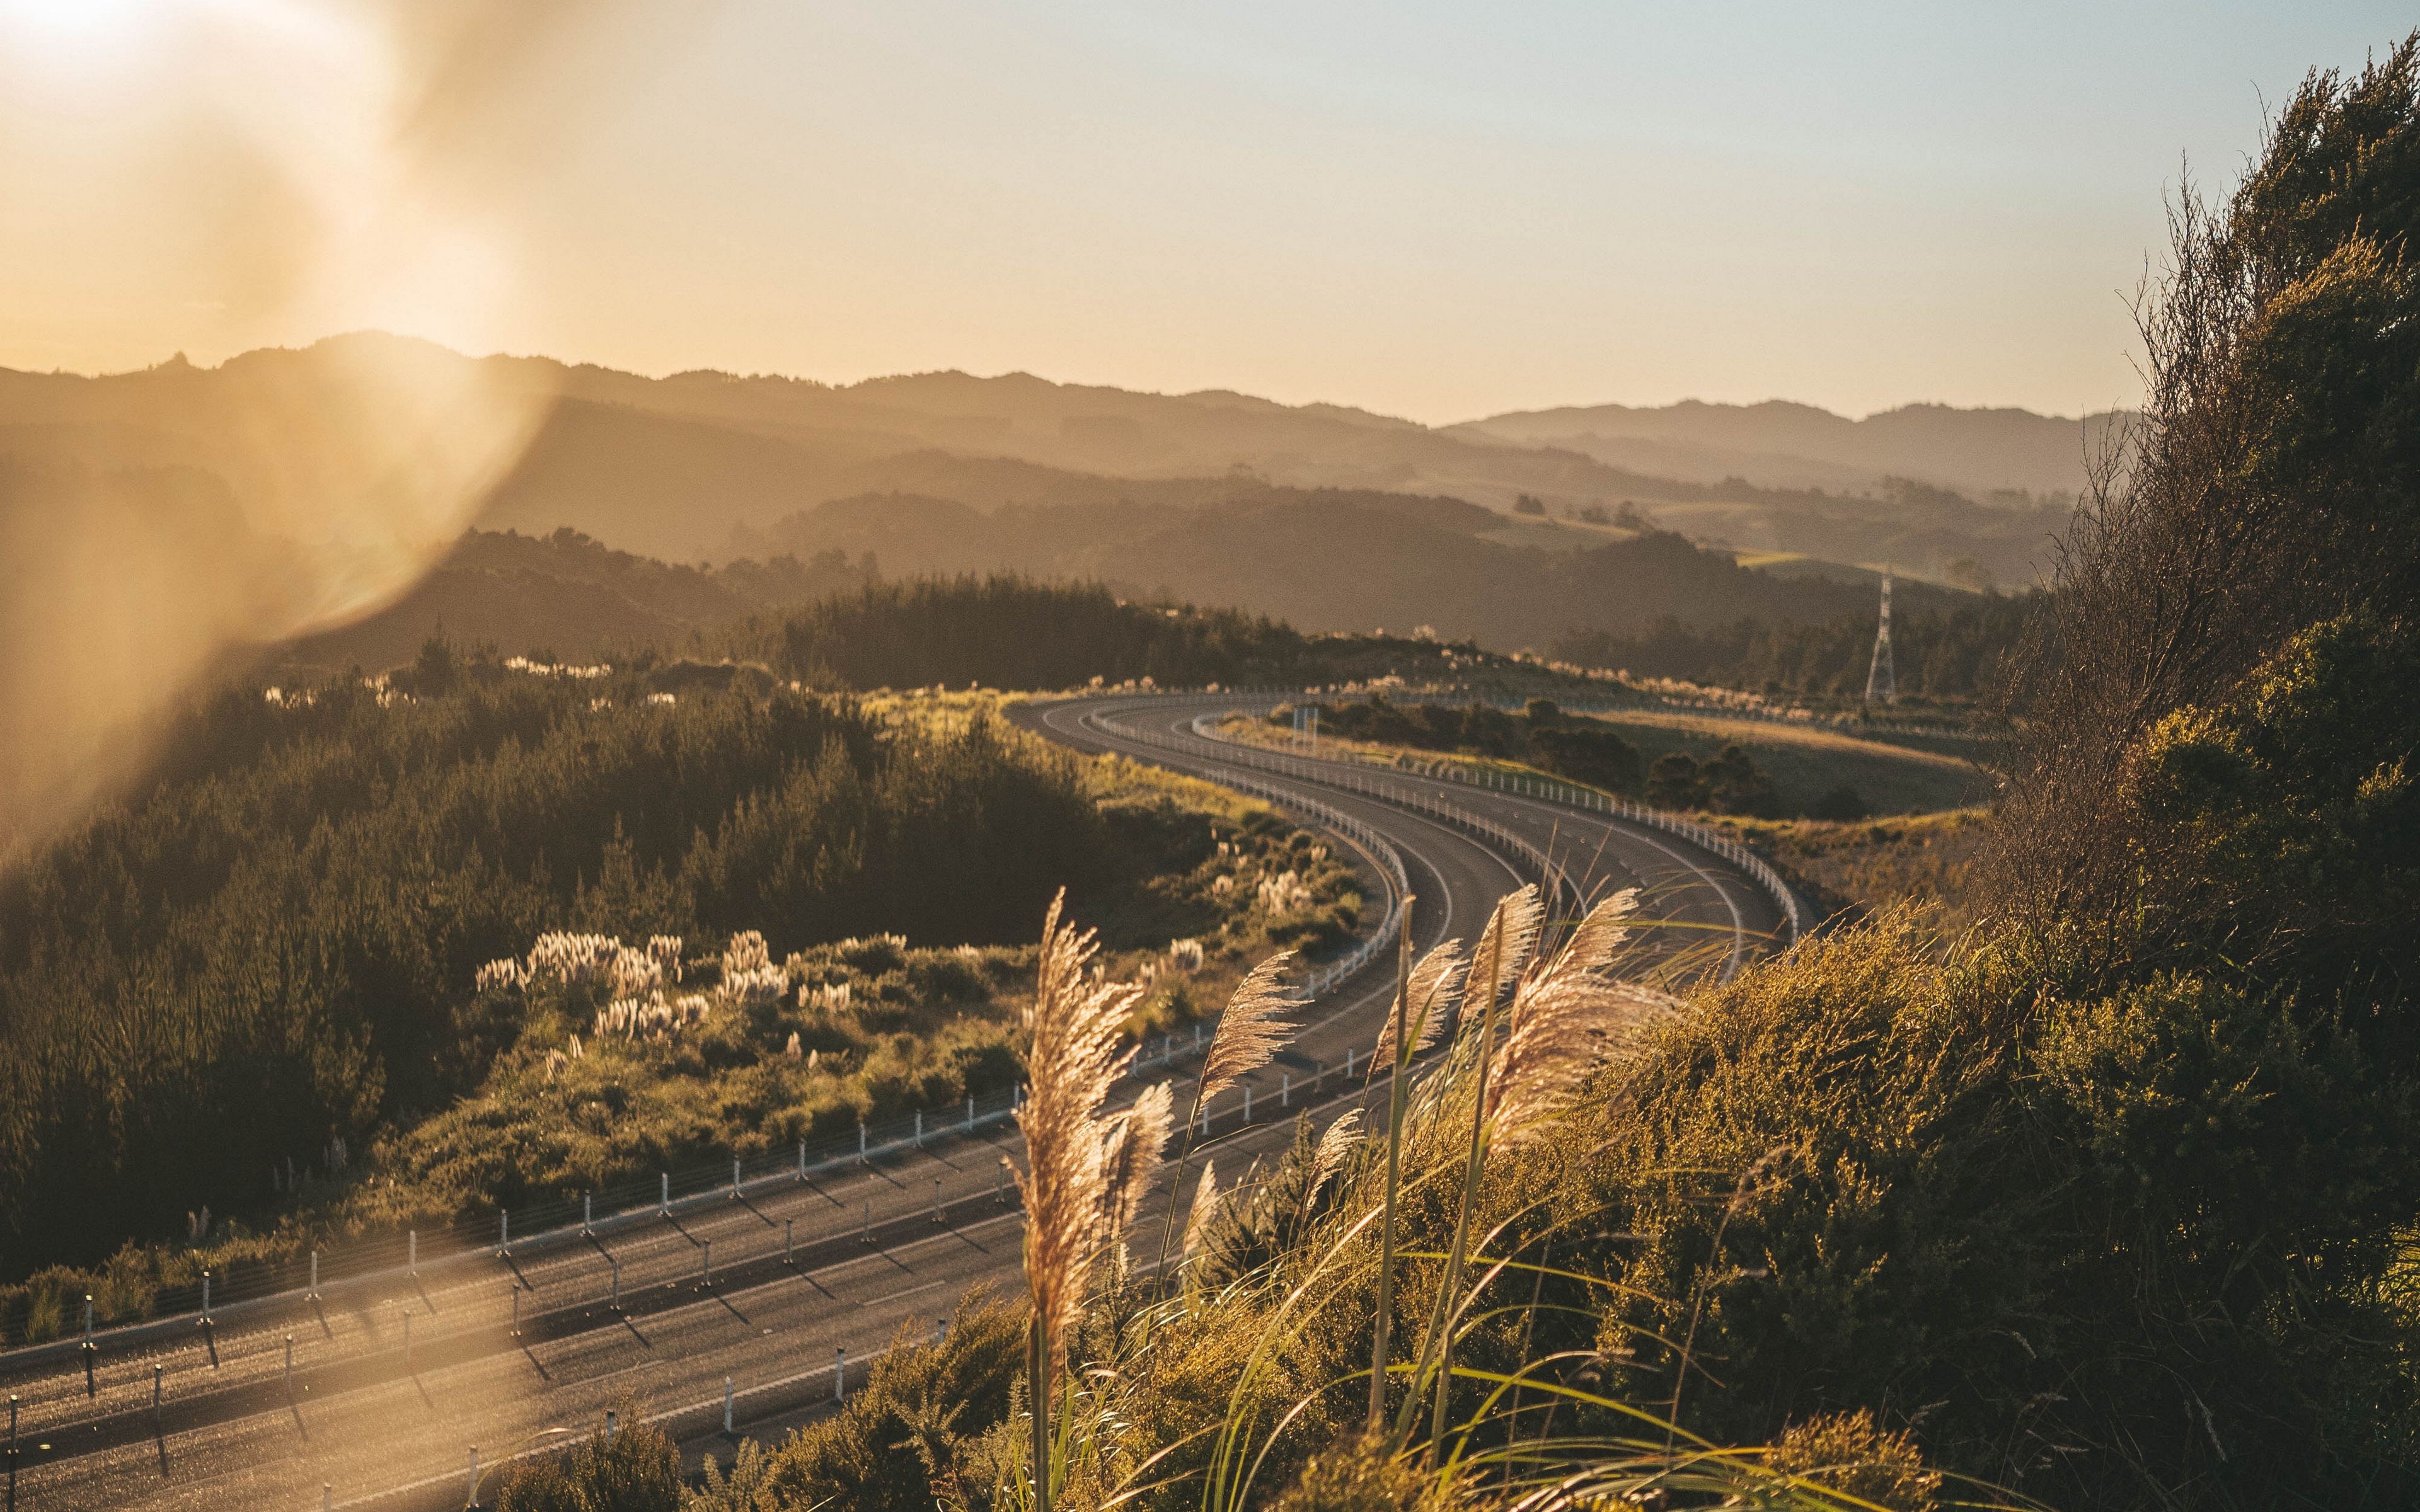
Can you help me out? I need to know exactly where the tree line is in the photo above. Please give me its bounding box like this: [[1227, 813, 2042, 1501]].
[[729, 576, 1316, 692]]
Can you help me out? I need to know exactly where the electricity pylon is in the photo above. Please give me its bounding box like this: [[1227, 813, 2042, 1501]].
[[1864, 570, 1897, 704]]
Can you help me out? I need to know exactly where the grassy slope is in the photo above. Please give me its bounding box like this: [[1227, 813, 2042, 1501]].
[[1224, 706, 1981, 818], [1572, 709, 1986, 814]]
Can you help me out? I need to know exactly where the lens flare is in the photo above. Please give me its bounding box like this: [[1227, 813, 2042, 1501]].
[[0, 2, 607, 863]]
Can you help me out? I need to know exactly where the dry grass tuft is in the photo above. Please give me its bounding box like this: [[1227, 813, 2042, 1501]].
[[1310, 1109, 1364, 1195], [1200, 951, 1303, 1107], [1468, 885, 1545, 1019], [1486, 890, 1678, 1143], [1101, 1079, 1175, 1239], [1370, 938, 1467, 1069], [1014, 890, 1144, 1366], [1184, 1160, 1222, 1258]]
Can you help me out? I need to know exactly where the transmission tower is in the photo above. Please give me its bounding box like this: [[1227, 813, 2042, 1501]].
[[1864, 570, 1897, 704]]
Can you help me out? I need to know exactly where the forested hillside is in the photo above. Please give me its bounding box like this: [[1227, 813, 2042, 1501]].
[[275, 527, 870, 678], [741, 490, 1970, 649], [0, 656, 1115, 1276]]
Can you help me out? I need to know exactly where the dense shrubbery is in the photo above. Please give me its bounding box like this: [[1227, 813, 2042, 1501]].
[[1642, 743, 1778, 815], [0, 652, 1104, 1281], [1273, 695, 1790, 811], [1277, 695, 1521, 757]]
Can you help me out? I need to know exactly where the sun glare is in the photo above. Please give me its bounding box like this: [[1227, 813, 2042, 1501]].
[[3, 0, 151, 34]]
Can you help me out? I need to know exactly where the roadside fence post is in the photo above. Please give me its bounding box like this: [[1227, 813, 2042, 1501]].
[[834, 1348, 846, 1402], [701, 1240, 712, 1289], [605, 1409, 618, 1443], [722, 1377, 734, 1435], [408, 1232, 417, 1275], [784, 1218, 794, 1264], [583, 1194, 592, 1234], [732, 1158, 742, 1198], [466, 1446, 478, 1509], [914, 1111, 923, 1148], [858, 1121, 867, 1163], [797, 1141, 807, 1179], [308, 1249, 320, 1301], [659, 1173, 669, 1215], [932, 1177, 942, 1224], [863, 1198, 872, 1244]]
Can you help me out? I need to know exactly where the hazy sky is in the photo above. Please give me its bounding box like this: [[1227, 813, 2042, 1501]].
[[2, 2, 2411, 422]]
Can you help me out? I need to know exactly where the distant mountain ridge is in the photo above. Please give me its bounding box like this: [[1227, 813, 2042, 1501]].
[[1, 334, 2100, 596], [1453, 398, 2129, 498]]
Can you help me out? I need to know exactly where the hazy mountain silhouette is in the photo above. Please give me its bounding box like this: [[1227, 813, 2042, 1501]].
[[2, 335, 2084, 624], [1454, 397, 2127, 498], [742, 488, 1971, 652]]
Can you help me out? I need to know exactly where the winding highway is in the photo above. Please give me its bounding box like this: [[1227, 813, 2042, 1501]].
[[0, 693, 1792, 1512]]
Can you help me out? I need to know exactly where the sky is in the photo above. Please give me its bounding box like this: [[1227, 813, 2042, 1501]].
[[1, 1, 2412, 423]]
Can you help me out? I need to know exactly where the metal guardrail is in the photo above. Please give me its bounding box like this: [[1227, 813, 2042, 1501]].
[[1199, 713, 1808, 944], [1070, 693, 1804, 945], [1084, 707, 1578, 919]]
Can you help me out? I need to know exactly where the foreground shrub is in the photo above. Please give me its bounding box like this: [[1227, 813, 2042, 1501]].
[[492, 1420, 683, 1512]]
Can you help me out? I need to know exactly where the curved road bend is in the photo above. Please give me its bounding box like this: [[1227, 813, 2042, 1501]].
[[1022, 693, 1789, 975], [3, 696, 1783, 1511]]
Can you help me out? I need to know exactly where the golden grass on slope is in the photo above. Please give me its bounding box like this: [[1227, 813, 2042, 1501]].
[[1222, 707, 1981, 817], [1571, 710, 1983, 815], [1713, 809, 1988, 934]]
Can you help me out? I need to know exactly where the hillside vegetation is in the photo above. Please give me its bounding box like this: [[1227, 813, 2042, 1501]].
[[0, 650, 1212, 1286], [275, 528, 872, 679], [737, 489, 1976, 651]]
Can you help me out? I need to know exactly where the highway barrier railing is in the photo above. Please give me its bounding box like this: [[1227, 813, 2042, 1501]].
[[1064, 694, 1804, 945], [1204, 714, 1809, 943]]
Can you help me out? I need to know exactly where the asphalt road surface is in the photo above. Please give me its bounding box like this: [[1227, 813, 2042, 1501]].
[[1, 693, 1789, 1511]]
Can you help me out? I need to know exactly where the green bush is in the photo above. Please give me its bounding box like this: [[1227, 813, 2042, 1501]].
[[683, 1288, 1025, 1512], [492, 1420, 683, 1512]]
